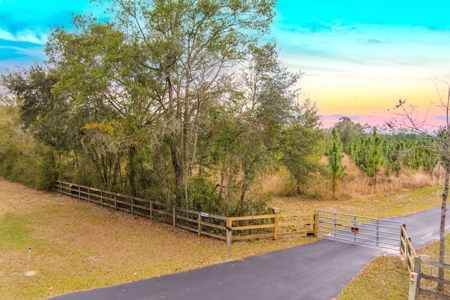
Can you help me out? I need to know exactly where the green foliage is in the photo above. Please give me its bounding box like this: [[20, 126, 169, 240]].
[[0, 0, 325, 216], [333, 116, 369, 147], [357, 128, 384, 185], [325, 128, 346, 199]]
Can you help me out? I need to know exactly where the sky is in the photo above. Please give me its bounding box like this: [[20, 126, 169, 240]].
[[1, 0, 450, 129]]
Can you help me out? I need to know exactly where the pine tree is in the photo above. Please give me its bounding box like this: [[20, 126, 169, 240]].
[[326, 128, 346, 199], [359, 127, 384, 187]]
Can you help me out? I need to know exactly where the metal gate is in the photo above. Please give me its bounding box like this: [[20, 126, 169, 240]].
[[317, 211, 402, 250]]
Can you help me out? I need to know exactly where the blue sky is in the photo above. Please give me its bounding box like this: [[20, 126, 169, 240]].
[[2, 0, 450, 128]]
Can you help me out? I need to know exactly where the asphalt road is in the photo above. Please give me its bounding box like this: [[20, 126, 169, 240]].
[[49, 206, 450, 300]]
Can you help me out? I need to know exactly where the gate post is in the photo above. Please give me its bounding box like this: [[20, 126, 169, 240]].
[[314, 212, 319, 237]]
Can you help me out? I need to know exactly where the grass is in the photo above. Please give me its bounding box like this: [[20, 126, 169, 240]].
[[1, 155, 445, 299], [415, 234, 450, 299], [338, 256, 410, 300], [337, 235, 450, 300], [0, 179, 316, 300]]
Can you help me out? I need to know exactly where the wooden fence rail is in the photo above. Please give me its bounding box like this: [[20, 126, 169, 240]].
[[54, 180, 227, 240], [409, 257, 450, 299], [400, 224, 416, 272], [54, 180, 317, 246]]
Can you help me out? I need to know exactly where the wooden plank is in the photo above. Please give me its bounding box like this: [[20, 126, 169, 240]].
[[279, 230, 314, 236], [421, 273, 450, 286], [150, 202, 153, 221], [206, 214, 228, 221], [279, 213, 313, 218], [133, 204, 149, 211], [153, 210, 172, 217], [176, 224, 198, 234], [198, 212, 201, 237], [274, 214, 279, 240], [176, 215, 197, 223], [173, 207, 176, 227], [422, 259, 450, 270], [227, 218, 232, 259], [229, 214, 275, 221], [415, 257, 422, 296], [232, 224, 275, 231], [232, 233, 274, 240], [314, 212, 319, 237], [102, 195, 115, 202], [102, 202, 115, 209], [200, 222, 225, 231], [420, 288, 450, 300], [279, 221, 313, 227]]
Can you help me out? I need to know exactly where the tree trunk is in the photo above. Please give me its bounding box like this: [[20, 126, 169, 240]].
[[438, 161, 449, 290], [128, 146, 137, 197], [170, 144, 184, 206]]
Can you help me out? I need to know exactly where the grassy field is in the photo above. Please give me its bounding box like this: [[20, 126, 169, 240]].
[[338, 234, 450, 300], [0, 179, 316, 300], [0, 175, 444, 299]]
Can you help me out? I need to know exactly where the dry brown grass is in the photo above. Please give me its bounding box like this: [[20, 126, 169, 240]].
[[0, 179, 315, 300], [263, 154, 438, 205]]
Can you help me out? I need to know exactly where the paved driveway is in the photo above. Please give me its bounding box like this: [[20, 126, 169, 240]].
[[50, 206, 449, 300]]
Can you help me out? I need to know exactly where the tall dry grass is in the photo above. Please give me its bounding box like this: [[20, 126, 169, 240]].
[[262, 154, 439, 201]]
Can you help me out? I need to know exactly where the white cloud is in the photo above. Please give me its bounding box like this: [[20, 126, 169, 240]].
[[0, 28, 47, 45]]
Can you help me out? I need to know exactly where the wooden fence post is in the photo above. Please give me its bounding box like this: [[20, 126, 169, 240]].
[[173, 207, 176, 227], [314, 212, 319, 237], [101, 190, 103, 207], [150, 202, 153, 220], [414, 256, 422, 297], [131, 197, 134, 215], [198, 212, 201, 236], [88, 187, 91, 203], [227, 218, 232, 260], [78, 185, 81, 199], [273, 214, 279, 240], [114, 194, 117, 211]]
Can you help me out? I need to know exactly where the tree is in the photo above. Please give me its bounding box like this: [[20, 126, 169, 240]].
[[47, 0, 276, 201], [333, 116, 369, 147], [326, 128, 346, 199], [389, 85, 450, 290], [357, 128, 384, 187]]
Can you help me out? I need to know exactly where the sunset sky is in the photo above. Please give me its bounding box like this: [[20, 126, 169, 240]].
[[1, 0, 450, 128]]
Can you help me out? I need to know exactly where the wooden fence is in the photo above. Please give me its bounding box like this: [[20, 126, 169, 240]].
[[54, 180, 317, 246], [410, 257, 450, 299], [54, 180, 228, 240], [400, 224, 416, 272]]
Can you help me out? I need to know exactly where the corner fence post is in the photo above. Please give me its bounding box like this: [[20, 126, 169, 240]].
[[273, 214, 279, 240], [314, 212, 319, 237], [408, 272, 418, 300]]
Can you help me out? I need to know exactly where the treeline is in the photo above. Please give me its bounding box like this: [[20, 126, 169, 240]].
[[0, 0, 324, 216], [328, 117, 441, 188]]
